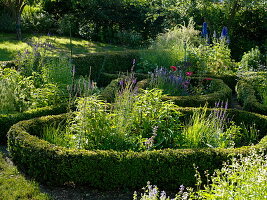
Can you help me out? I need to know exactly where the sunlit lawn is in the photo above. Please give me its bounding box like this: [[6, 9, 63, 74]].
[[0, 32, 129, 61]]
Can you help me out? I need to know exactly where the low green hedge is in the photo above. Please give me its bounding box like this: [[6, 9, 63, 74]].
[[193, 73, 238, 92], [72, 50, 152, 86], [236, 80, 267, 115], [101, 77, 232, 107], [7, 108, 267, 190], [0, 104, 67, 144]]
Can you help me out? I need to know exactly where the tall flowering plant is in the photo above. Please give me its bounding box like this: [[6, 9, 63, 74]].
[[149, 66, 191, 96]]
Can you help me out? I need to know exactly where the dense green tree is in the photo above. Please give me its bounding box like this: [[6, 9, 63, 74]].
[[0, 0, 38, 40]]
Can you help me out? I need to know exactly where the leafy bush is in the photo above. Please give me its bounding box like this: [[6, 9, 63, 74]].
[[239, 47, 264, 71], [53, 88, 182, 151]]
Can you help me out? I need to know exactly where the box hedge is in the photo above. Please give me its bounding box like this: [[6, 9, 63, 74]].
[[236, 80, 267, 115], [7, 108, 267, 191], [0, 104, 67, 144], [100, 77, 232, 107]]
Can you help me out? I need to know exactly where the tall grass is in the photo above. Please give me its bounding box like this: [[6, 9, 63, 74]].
[[181, 103, 259, 148]]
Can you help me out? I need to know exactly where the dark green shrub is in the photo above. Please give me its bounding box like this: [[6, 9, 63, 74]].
[[8, 108, 267, 190]]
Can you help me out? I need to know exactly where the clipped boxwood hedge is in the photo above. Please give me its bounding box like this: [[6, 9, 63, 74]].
[[236, 80, 267, 115], [0, 104, 67, 144], [192, 73, 237, 92], [101, 77, 232, 107], [72, 50, 153, 86], [7, 108, 267, 190]]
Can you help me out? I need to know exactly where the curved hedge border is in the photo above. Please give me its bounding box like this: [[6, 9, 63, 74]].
[[0, 104, 67, 144], [236, 80, 267, 115], [101, 77, 232, 107], [7, 108, 267, 190]]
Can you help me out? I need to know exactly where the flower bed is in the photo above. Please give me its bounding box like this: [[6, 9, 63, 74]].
[[7, 108, 267, 190], [101, 77, 232, 107]]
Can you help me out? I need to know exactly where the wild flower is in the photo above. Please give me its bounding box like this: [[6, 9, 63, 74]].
[[170, 66, 177, 71], [185, 72, 193, 76]]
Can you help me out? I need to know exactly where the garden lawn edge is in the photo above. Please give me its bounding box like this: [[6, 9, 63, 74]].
[[7, 108, 267, 190]]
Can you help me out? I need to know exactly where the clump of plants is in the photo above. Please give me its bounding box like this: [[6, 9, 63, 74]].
[[134, 149, 267, 200], [42, 74, 258, 151], [180, 103, 258, 148], [148, 66, 214, 96]]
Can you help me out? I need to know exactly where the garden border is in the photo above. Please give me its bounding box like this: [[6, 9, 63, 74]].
[[7, 108, 267, 190]]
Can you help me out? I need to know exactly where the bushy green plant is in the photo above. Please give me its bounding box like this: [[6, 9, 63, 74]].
[[195, 41, 236, 74], [180, 104, 259, 149], [46, 83, 182, 151], [239, 47, 263, 71]]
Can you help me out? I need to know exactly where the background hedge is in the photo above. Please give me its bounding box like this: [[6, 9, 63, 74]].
[[0, 104, 67, 144], [7, 108, 267, 191]]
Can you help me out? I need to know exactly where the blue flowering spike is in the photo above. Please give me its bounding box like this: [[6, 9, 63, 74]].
[[220, 26, 230, 43], [221, 26, 228, 38], [202, 22, 208, 38]]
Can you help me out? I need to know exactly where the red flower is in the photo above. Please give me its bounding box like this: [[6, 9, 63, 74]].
[[186, 71, 193, 76], [170, 66, 177, 71], [204, 78, 213, 81]]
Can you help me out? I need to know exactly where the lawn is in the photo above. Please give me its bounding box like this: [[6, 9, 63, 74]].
[[0, 32, 129, 61], [0, 152, 50, 200]]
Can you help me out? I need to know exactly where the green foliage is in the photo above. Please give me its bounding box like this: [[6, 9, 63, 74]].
[[0, 104, 67, 144], [0, 153, 50, 200], [134, 149, 267, 200], [236, 72, 267, 115], [63, 88, 182, 151], [197, 149, 267, 199], [239, 47, 263, 71], [7, 108, 267, 190]]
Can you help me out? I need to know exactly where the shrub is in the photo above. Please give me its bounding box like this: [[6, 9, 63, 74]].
[[239, 46, 264, 71]]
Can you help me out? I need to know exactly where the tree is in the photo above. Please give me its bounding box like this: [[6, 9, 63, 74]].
[[1, 0, 36, 40]]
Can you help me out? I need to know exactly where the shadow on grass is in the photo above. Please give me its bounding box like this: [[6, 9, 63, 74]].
[[0, 48, 16, 61]]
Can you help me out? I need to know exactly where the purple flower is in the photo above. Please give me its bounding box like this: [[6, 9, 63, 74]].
[[201, 22, 208, 38]]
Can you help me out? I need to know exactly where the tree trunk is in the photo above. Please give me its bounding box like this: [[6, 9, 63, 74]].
[[16, 14, 22, 40]]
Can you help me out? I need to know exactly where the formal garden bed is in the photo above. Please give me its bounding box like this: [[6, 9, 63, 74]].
[[101, 73, 232, 107], [7, 106, 267, 190]]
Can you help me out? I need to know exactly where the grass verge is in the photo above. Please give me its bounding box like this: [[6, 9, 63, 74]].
[[0, 152, 50, 200]]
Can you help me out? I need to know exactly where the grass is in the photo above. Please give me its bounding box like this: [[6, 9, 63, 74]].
[[0, 32, 129, 61], [0, 152, 50, 200]]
